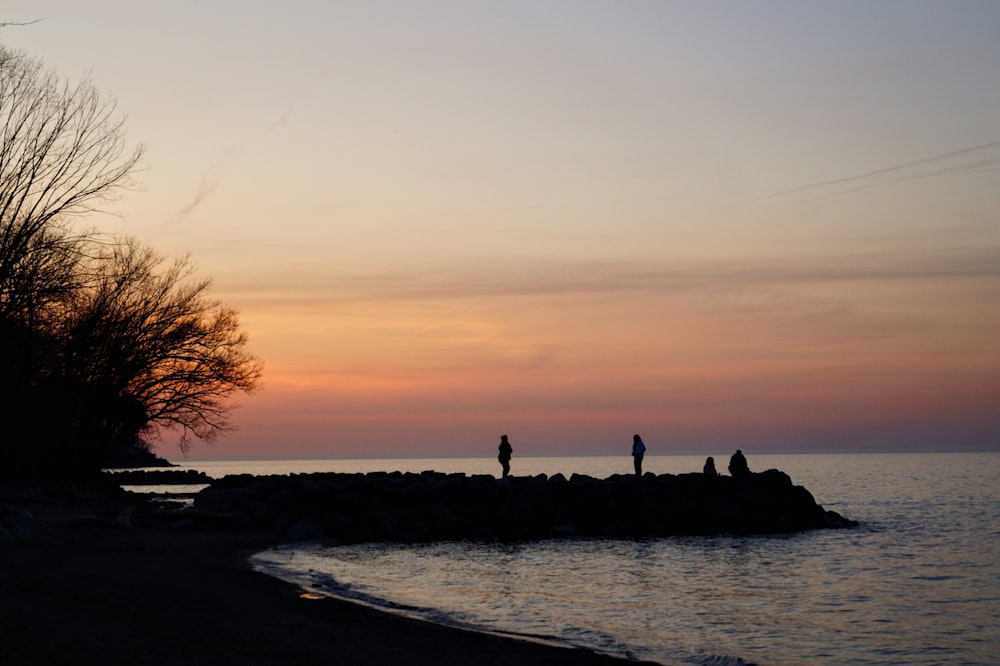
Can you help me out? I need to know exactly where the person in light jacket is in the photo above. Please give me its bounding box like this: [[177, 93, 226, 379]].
[[631, 434, 646, 477]]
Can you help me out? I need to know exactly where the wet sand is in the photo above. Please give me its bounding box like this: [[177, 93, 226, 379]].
[[0, 496, 654, 665]]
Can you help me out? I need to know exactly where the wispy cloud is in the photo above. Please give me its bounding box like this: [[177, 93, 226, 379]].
[[221, 246, 1000, 307]]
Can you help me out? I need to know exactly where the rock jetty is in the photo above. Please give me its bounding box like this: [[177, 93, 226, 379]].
[[192, 469, 857, 542], [106, 469, 212, 485]]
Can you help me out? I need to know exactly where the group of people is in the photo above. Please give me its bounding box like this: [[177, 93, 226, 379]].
[[496, 434, 752, 480], [702, 448, 750, 478]]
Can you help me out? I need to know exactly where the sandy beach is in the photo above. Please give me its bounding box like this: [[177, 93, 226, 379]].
[[0, 489, 650, 666]]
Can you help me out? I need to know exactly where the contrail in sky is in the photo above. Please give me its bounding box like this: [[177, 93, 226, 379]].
[[164, 70, 326, 224], [760, 140, 1000, 200], [171, 175, 217, 220]]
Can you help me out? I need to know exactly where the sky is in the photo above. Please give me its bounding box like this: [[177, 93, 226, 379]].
[[3, 2, 999, 460]]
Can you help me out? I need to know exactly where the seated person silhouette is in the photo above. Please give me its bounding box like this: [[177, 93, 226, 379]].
[[728, 449, 750, 479]]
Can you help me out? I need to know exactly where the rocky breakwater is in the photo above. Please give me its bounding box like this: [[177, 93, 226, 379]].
[[192, 469, 857, 542]]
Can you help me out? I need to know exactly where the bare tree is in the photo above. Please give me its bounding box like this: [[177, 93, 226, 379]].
[[62, 239, 263, 457], [0, 44, 142, 321], [1, 45, 262, 477], [0, 44, 145, 476]]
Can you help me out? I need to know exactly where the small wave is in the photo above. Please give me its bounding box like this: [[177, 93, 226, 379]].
[[691, 654, 760, 666], [253, 548, 602, 658], [911, 574, 961, 581]]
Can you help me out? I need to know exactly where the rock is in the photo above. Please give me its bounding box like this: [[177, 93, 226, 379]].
[[6, 510, 41, 538], [105, 469, 211, 485], [286, 515, 324, 540], [824, 510, 859, 528], [187, 468, 858, 542], [548, 523, 577, 537], [116, 507, 134, 528], [366, 509, 399, 538], [398, 520, 431, 541]]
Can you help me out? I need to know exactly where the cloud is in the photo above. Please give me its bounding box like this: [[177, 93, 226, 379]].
[[221, 247, 1000, 307]]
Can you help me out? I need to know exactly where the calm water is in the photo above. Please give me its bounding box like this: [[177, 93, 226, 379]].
[[174, 453, 998, 665]]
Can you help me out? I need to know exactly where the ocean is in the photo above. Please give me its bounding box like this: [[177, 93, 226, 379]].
[[167, 452, 999, 665]]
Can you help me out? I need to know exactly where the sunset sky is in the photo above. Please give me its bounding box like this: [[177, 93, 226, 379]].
[[4, 2, 998, 459]]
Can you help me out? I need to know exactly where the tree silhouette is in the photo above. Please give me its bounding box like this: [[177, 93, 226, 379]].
[[0, 46, 142, 313], [1, 44, 261, 478], [61, 239, 262, 456]]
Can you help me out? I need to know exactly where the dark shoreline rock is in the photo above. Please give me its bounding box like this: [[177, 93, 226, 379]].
[[104, 469, 212, 485], [101, 446, 176, 469], [191, 468, 858, 543]]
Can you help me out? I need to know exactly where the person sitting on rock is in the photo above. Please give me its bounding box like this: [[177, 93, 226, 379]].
[[728, 449, 750, 478], [703, 456, 718, 477]]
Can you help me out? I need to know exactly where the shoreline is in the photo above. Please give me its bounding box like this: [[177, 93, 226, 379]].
[[248, 544, 629, 661], [1, 495, 657, 666]]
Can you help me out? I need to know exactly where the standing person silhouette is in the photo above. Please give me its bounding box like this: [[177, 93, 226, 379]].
[[632, 434, 646, 477], [497, 434, 513, 478]]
